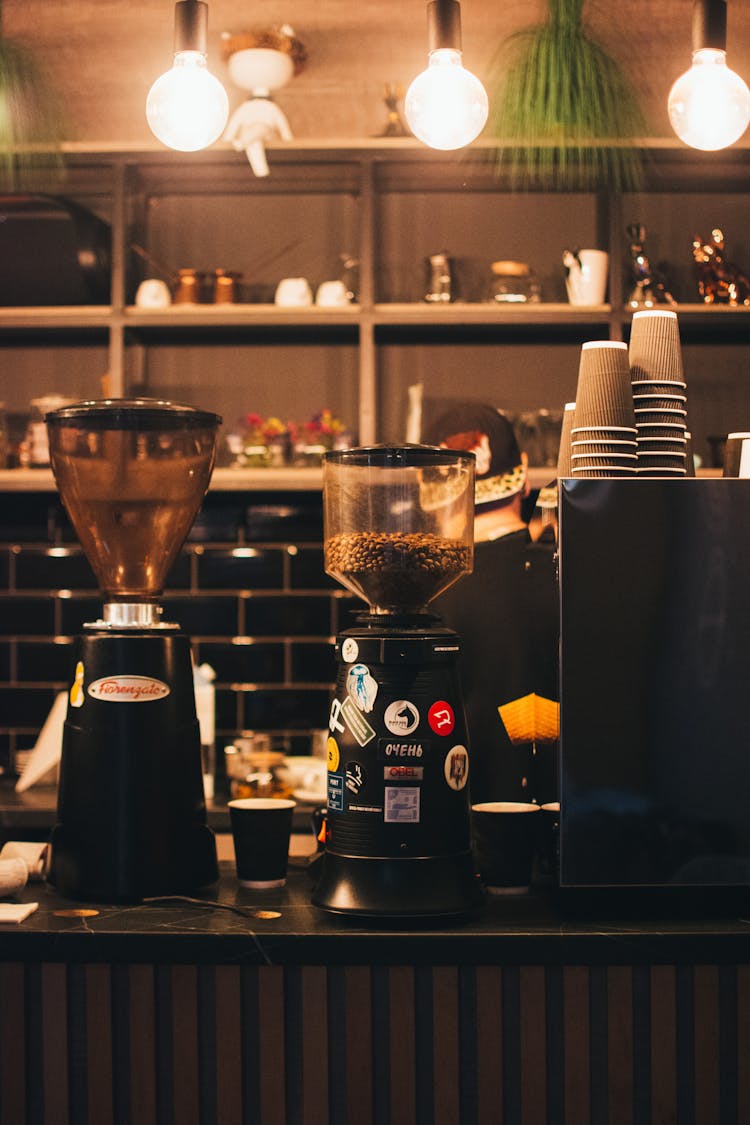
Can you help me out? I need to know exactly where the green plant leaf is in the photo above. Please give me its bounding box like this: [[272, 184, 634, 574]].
[[487, 0, 646, 190], [0, 31, 67, 191]]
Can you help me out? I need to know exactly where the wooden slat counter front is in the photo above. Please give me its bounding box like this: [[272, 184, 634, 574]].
[[1, 866, 750, 1125]]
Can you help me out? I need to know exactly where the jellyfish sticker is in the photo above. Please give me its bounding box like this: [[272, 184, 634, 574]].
[[346, 663, 378, 713]]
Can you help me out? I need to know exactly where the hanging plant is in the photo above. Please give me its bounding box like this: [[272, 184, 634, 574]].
[[486, 0, 646, 191], [0, 2, 67, 191]]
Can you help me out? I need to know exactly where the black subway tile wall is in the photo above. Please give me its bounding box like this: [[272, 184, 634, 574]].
[[0, 488, 347, 781], [13, 547, 97, 591]]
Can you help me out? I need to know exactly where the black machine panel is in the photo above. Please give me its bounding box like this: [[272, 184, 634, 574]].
[[559, 478, 750, 889]]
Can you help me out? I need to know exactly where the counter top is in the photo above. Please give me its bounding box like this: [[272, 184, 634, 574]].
[[3, 863, 750, 968], [0, 465, 564, 493]]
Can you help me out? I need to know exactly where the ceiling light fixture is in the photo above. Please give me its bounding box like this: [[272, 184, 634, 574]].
[[668, 0, 750, 151], [146, 1, 229, 152], [404, 0, 488, 151]]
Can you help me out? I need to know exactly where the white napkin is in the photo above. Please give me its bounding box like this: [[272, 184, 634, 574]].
[[0, 902, 38, 924]]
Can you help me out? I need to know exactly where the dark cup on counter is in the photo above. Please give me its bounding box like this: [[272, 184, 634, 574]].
[[228, 797, 296, 889], [471, 802, 541, 895]]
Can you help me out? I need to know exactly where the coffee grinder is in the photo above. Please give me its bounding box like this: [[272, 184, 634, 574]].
[[45, 399, 221, 901], [313, 445, 483, 918]]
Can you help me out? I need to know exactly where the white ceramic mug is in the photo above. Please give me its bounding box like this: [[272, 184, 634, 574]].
[[564, 249, 609, 306], [315, 280, 350, 307], [135, 278, 172, 308], [274, 277, 313, 307]]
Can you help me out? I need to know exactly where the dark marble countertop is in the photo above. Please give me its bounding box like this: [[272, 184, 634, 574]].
[[3, 863, 750, 967]]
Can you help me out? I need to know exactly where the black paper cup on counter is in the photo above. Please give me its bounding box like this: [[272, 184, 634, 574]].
[[629, 308, 684, 383], [556, 402, 576, 477], [723, 432, 750, 477], [228, 797, 296, 889], [471, 802, 541, 895], [573, 341, 636, 431]]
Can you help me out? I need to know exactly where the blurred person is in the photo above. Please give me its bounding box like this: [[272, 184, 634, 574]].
[[427, 402, 558, 805]]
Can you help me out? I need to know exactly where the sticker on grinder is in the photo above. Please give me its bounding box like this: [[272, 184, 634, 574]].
[[384, 787, 420, 823]]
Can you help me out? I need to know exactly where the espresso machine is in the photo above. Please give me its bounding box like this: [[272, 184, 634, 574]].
[[312, 445, 483, 918], [45, 399, 220, 902]]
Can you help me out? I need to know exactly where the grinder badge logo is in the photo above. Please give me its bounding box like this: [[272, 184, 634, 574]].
[[88, 675, 170, 703]]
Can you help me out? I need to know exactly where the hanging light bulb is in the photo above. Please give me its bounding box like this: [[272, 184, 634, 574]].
[[668, 0, 750, 151], [146, 1, 229, 152], [405, 0, 488, 151]]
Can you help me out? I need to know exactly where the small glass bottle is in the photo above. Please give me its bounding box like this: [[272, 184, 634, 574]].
[[489, 260, 541, 304], [425, 252, 453, 303], [26, 395, 73, 467]]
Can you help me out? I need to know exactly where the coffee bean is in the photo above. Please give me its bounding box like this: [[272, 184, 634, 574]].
[[326, 531, 471, 609]]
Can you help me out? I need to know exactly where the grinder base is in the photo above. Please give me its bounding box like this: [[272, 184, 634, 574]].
[[312, 850, 483, 919]]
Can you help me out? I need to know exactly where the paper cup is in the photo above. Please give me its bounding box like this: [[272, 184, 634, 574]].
[[471, 802, 541, 894], [565, 249, 609, 305], [629, 308, 685, 383], [556, 402, 576, 477], [228, 798, 296, 889], [573, 341, 636, 431], [632, 396, 687, 410], [572, 466, 637, 477]]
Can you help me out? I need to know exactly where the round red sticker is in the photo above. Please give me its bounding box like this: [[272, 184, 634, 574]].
[[428, 701, 455, 736]]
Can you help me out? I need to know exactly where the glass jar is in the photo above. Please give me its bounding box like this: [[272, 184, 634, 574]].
[[489, 260, 541, 304], [224, 736, 293, 801], [25, 395, 74, 467]]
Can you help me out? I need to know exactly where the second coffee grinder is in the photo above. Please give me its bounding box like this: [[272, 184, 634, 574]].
[[313, 445, 483, 918], [46, 399, 221, 902]]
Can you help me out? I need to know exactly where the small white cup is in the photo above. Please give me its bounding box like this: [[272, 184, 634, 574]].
[[565, 249, 609, 306], [135, 278, 172, 309], [274, 277, 313, 307], [315, 280, 350, 307]]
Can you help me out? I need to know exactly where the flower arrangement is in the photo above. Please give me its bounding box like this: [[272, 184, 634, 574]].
[[294, 409, 345, 449], [229, 413, 291, 467], [228, 409, 350, 468], [243, 413, 288, 446], [290, 409, 350, 465]]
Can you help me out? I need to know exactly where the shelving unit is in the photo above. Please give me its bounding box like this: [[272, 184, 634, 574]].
[[1, 137, 750, 476]]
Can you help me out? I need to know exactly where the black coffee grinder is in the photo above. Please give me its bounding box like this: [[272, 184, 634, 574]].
[[45, 399, 221, 902], [313, 445, 483, 918]]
